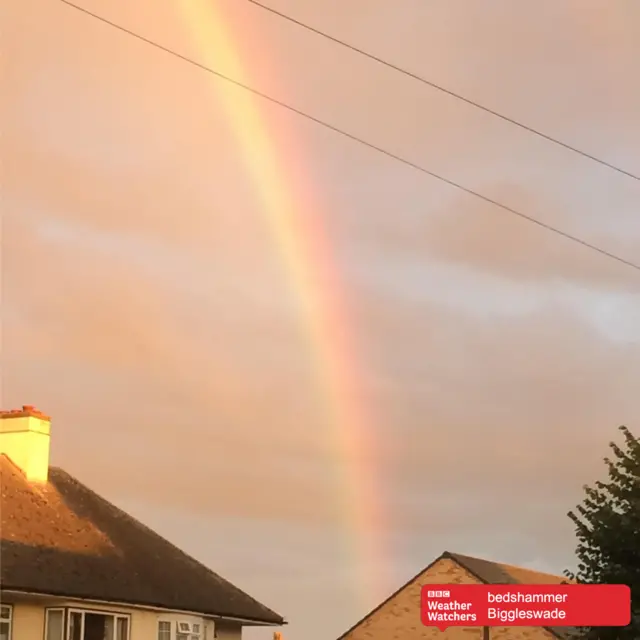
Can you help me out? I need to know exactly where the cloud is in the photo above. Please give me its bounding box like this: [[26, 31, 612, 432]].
[[5, 189, 638, 533], [3, 5, 640, 640], [4, 86, 639, 534], [343, 182, 640, 295], [421, 183, 639, 284]]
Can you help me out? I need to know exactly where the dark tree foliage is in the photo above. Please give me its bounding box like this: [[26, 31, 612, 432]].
[[565, 425, 639, 639]]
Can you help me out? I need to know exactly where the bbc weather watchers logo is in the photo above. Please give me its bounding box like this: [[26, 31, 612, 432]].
[[421, 583, 631, 631]]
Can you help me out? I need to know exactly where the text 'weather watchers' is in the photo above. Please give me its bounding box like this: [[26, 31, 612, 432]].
[[420, 583, 630, 630]]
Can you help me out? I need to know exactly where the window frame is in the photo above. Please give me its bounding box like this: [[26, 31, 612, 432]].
[[65, 607, 131, 640], [160, 618, 203, 640], [44, 607, 65, 640], [157, 619, 172, 640], [176, 619, 202, 640], [0, 604, 12, 640]]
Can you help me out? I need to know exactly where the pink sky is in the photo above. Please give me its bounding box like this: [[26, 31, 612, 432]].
[[3, 1, 639, 638]]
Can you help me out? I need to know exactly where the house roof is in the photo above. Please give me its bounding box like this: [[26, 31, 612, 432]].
[[337, 550, 578, 640], [447, 552, 578, 639], [446, 551, 575, 588], [0, 455, 284, 625]]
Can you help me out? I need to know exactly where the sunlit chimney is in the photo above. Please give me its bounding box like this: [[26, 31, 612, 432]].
[[0, 405, 51, 483]]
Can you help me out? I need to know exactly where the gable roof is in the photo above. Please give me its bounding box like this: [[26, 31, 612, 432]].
[[0, 455, 284, 625], [337, 550, 577, 640], [446, 551, 575, 588]]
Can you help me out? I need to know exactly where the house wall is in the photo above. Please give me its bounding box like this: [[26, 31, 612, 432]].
[[339, 558, 558, 640], [9, 602, 44, 640], [5, 598, 242, 640]]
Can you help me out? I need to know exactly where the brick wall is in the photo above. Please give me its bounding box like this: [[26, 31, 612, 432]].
[[339, 558, 558, 640]]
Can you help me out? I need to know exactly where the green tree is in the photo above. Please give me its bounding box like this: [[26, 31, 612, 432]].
[[565, 425, 639, 639]]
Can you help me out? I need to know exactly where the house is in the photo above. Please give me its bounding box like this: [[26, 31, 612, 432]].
[[337, 550, 578, 639], [0, 406, 285, 640]]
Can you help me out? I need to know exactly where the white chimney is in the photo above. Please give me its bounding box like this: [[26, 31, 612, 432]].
[[0, 405, 51, 483]]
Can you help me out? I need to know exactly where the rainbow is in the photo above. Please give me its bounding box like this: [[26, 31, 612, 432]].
[[177, 1, 387, 608]]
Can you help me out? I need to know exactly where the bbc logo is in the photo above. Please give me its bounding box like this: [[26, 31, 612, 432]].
[[427, 590, 450, 598]]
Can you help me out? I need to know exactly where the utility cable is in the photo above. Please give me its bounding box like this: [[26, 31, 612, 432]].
[[247, 0, 640, 183], [55, 0, 640, 274]]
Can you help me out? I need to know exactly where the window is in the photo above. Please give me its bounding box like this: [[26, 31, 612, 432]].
[[66, 610, 130, 640], [0, 605, 11, 640], [45, 609, 64, 640], [176, 621, 201, 640], [157, 621, 171, 640], [116, 617, 128, 640], [69, 612, 82, 640]]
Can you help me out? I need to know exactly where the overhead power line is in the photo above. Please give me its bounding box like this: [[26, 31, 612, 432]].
[[247, 0, 640, 184], [55, 0, 640, 274]]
